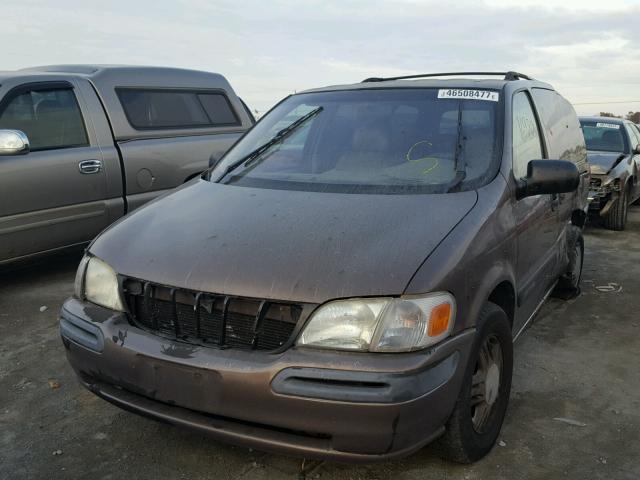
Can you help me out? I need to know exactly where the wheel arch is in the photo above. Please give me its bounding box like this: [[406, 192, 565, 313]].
[[487, 281, 516, 330], [627, 175, 635, 193], [571, 209, 587, 228], [465, 261, 517, 333]]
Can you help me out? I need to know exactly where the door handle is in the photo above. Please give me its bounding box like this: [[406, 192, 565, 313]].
[[78, 159, 102, 174]]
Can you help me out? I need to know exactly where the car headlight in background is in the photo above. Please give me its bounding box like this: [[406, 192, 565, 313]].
[[607, 177, 621, 191], [297, 292, 455, 352], [75, 255, 125, 312]]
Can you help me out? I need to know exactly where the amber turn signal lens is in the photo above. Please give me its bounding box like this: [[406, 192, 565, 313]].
[[428, 303, 451, 337]]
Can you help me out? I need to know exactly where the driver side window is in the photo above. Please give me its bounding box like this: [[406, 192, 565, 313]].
[[0, 86, 89, 151], [625, 123, 640, 151], [512, 91, 544, 178]]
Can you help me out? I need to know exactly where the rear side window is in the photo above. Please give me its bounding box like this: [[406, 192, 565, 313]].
[[512, 91, 544, 179], [532, 88, 588, 172], [198, 93, 239, 125], [0, 87, 89, 151], [117, 88, 240, 130]]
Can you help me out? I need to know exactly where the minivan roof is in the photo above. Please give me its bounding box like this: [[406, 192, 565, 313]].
[[300, 73, 553, 95]]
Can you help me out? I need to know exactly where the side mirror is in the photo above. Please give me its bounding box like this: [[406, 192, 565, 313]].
[[634, 144, 640, 155], [516, 160, 580, 200], [0, 129, 29, 156]]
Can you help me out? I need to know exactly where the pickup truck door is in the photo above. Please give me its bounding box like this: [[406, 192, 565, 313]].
[[0, 79, 120, 263], [511, 90, 561, 335]]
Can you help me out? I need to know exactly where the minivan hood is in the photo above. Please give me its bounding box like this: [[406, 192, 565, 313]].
[[587, 151, 627, 175], [90, 180, 477, 304]]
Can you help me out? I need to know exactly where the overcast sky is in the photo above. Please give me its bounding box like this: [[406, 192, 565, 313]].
[[2, 0, 639, 116]]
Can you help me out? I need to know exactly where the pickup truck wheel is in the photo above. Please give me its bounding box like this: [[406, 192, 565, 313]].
[[552, 234, 583, 300], [604, 186, 628, 231], [436, 302, 513, 463]]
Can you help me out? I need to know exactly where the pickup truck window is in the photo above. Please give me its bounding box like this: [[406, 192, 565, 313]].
[[117, 88, 240, 130], [198, 93, 240, 125], [0, 87, 89, 151]]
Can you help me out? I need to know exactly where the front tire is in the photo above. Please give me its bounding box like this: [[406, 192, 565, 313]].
[[604, 186, 628, 230], [437, 302, 513, 463], [552, 233, 584, 300]]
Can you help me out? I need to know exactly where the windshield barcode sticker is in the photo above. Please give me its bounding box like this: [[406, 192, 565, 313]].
[[596, 122, 620, 129], [438, 89, 499, 102]]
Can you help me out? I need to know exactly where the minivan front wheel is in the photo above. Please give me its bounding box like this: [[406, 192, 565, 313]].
[[437, 302, 513, 463], [553, 235, 583, 300]]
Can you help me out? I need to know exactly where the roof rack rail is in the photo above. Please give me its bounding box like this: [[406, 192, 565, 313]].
[[362, 71, 533, 83]]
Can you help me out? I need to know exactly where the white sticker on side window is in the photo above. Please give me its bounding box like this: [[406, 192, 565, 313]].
[[437, 89, 499, 102], [596, 122, 620, 129]]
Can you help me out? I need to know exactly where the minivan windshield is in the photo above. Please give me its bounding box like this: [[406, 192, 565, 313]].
[[211, 88, 503, 194], [580, 120, 628, 153]]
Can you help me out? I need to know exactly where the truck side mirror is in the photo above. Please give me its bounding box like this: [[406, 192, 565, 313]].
[[516, 160, 580, 200], [0, 129, 30, 156]]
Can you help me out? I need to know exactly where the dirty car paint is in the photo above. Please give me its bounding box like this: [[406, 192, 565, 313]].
[[89, 179, 478, 304]]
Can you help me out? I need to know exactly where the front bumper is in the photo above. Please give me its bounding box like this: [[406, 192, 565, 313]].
[[60, 298, 474, 462]]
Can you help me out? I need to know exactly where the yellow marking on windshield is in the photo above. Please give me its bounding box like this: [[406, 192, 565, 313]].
[[406, 140, 439, 174]]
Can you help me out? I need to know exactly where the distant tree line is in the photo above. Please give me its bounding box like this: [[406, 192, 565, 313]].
[[599, 111, 640, 123]]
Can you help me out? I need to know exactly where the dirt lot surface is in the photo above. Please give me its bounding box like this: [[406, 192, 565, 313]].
[[1, 210, 640, 480]]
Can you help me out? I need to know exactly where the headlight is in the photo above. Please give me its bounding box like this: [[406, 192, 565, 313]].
[[297, 292, 455, 352], [599, 177, 620, 190], [600, 177, 613, 190], [76, 255, 125, 312], [74, 254, 90, 298]]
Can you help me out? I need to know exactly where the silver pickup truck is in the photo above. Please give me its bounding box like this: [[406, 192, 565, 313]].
[[0, 65, 254, 264]]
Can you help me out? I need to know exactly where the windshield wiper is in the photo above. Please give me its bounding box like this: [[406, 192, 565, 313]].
[[446, 105, 468, 192], [218, 106, 323, 182]]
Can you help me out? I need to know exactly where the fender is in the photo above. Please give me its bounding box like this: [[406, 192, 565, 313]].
[[470, 263, 517, 329]]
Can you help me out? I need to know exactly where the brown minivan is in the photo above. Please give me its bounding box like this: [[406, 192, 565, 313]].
[[60, 72, 589, 463]]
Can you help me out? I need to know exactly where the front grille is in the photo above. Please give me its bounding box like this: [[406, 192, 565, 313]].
[[122, 278, 304, 351]]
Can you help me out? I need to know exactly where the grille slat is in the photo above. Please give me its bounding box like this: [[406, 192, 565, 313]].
[[170, 288, 180, 338], [194, 292, 202, 338], [123, 279, 302, 352], [252, 300, 270, 349], [220, 297, 230, 347]]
